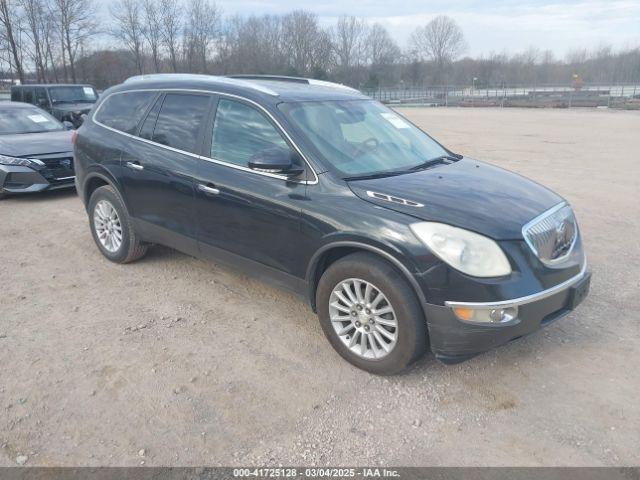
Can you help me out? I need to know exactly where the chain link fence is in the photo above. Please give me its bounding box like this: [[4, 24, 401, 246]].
[[362, 84, 640, 109]]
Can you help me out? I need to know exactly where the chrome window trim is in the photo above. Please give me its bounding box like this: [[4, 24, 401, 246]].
[[91, 88, 319, 185], [522, 201, 578, 265], [445, 261, 588, 310]]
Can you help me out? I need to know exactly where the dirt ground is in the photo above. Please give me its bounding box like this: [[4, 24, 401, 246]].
[[1, 107, 639, 467]]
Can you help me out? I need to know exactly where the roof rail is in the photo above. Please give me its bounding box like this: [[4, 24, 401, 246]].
[[307, 78, 360, 93], [123, 73, 279, 96], [227, 75, 309, 84], [227, 74, 360, 93]]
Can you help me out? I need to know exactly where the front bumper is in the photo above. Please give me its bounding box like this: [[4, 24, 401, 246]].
[[0, 164, 75, 194], [426, 266, 591, 363]]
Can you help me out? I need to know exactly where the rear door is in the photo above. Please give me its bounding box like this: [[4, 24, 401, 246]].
[[121, 91, 214, 253]]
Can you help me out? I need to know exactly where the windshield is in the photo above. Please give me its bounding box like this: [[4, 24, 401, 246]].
[[49, 86, 97, 104], [279, 100, 449, 178], [0, 107, 64, 134]]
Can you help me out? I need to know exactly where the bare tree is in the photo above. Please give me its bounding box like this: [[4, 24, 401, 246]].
[[0, 0, 25, 82], [281, 10, 331, 76], [1, 3, 638, 91], [367, 23, 399, 66], [183, 0, 220, 73], [42, 12, 60, 82], [159, 0, 181, 72], [218, 14, 285, 74], [110, 0, 146, 74], [51, 0, 97, 82], [410, 15, 466, 83], [331, 15, 367, 72], [19, 0, 50, 81], [566, 48, 588, 65], [142, 0, 161, 72], [362, 23, 400, 87]]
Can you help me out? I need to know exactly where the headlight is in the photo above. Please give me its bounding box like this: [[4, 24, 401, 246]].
[[0, 154, 45, 168], [410, 222, 511, 277]]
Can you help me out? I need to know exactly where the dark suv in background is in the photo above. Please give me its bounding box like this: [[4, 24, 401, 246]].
[[74, 74, 590, 374], [11, 84, 98, 128]]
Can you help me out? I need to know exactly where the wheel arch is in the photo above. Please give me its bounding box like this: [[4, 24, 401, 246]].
[[82, 170, 124, 212], [306, 241, 429, 321]]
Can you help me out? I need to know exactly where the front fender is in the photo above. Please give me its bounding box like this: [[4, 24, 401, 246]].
[[305, 234, 430, 313]]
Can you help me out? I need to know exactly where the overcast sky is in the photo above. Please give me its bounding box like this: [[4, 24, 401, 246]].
[[212, 0, 640, 57]]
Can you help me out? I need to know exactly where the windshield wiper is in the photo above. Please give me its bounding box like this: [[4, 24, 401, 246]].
[[408, 154, 461, 171], [344, 170, 410, 181], [15, 130, 54, 134], [344, 153, 463, 180]]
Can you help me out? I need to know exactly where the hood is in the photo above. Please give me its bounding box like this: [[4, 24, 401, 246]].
[[0, 130, 74, 157], [348, 158, 563, 240], [52, 102, 93, 113]]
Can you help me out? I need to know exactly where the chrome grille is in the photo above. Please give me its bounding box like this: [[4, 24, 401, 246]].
[[523, 203, 577, 265], [30, 153, 74, 181]]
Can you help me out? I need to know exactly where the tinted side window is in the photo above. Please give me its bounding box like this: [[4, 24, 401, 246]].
[[11, 89, 22, 102], [95, 91, 156, 134], [151, 93, 210, 154], [211, 99, 289, 167], [139, 95, 163, 140], [23, 89, 34, 104], [34, 88, 48, 107]]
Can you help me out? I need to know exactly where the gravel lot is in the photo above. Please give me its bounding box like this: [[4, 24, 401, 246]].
[[1, 107, 639, 467]]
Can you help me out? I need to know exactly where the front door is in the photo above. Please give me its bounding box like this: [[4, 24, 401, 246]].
[[194, 97, 311, 291]]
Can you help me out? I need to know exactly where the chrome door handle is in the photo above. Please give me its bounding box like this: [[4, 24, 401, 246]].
[[198, 183, 220, 195], [125, 161, 144, 171]]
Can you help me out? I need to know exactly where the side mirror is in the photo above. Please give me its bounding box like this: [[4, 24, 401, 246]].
[[248, 148, 304, 176], [63, 121, 75, 130]]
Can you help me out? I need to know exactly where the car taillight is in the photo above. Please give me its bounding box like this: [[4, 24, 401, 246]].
[[71, 130, 78, 145]]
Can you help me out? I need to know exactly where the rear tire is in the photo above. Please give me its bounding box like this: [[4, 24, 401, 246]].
[[316, 252, 427, 375], [88, 185, 148, 263]]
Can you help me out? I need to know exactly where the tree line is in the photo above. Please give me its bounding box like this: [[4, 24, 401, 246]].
[[1, 0, 639, 90]]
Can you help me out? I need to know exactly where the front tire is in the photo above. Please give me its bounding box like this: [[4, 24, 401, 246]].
[[316, 252, 427, 375], [88, 185, 148, 263]]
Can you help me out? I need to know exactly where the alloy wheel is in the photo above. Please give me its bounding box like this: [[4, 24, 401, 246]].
[[328, 278, 398, 360], [93, 199, 123, 253]]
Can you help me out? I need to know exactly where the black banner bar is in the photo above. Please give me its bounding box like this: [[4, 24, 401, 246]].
[[0, 468, 638, 480]]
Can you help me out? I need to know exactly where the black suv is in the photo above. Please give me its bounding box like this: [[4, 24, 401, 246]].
[[74, 74, 591, 374], [11, 84, 98, 128]]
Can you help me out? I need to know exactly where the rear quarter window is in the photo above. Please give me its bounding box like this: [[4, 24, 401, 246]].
[[94, 91, 156, 134]]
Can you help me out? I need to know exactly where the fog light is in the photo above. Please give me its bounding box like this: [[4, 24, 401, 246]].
[[452, 306, 518, 324]]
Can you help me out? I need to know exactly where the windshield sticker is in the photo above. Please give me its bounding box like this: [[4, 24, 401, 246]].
[[381, 112, 410, 129], [83, 87, 95, 97], [28, 114, 49, 123]]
